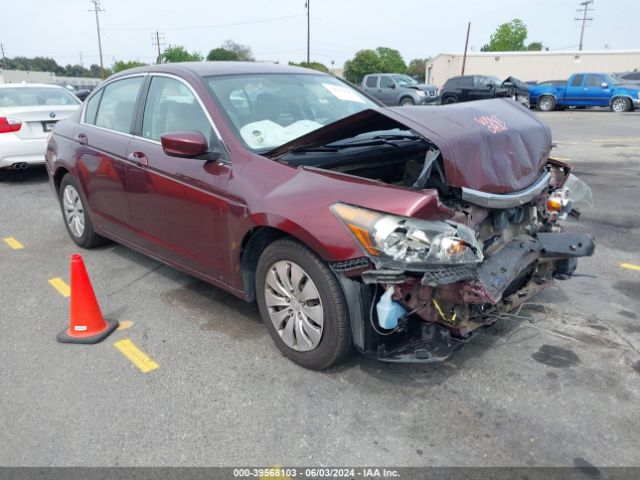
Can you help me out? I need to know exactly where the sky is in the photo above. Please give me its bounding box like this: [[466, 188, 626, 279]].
[[1, 0, 638, 69]]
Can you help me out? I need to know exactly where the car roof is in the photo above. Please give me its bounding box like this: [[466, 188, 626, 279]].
[[110, 61, 325, 81], [0, 83, 70, 89]]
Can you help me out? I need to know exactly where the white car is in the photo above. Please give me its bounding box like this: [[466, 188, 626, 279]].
[[0, 83, 81, 170]]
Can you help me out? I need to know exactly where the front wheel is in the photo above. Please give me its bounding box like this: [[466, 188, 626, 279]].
[[442, 96, 457, 105], [611, 97, 631, 112], [400, 97, 415, 106], [255, 239, 352, 370], [538, 95, 556, 112], [58, 174, 108, 248]]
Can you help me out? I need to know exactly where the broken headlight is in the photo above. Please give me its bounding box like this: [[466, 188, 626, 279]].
[[331, 203, 484, 270]]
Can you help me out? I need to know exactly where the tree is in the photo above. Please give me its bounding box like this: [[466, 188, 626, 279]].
[[112, 60, 147, 73], [407, 58, 431, 83], [526, 42, 544, 51], [221, 40, 254, 61], [376, 47, 406, 73], [343, 49, 382, 84], [161, 45, 203, 63], [207, 48, 240, 61], [288, 61, 329, 73], [481, 19, 528, 52]]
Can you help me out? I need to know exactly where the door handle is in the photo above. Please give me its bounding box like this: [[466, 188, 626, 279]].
[[75, 133, 88, 145], [127, 151, 148, 167]]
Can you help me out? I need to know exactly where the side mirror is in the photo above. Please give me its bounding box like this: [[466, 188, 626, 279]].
[[601, 82, 609, 88], [161, 131, 219, 161], [388, 83, 396, 89]]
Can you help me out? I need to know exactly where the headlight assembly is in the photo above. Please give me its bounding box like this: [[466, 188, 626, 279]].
[[415, 90, 426, 97], [331, 203, 483, 270]]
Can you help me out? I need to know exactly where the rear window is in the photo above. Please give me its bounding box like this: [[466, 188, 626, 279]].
[[365, 76, 378, 88], [0, 87, 80, 108], [622, 72, 640, 80], [571, 75, 584, 86]]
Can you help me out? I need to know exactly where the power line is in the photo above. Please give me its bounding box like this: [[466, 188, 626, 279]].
[[103, 13, 304, 32], [88, 0, 105, 79], [151, 31, 166, 64], [575, 0, 594, 51]]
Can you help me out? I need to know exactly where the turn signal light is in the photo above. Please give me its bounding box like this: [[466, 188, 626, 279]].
[[0, 116, 22, 133], [547, 197, 563, 212]]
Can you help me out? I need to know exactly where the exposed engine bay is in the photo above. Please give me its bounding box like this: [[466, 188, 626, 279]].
[[267, 100, 595, 362]]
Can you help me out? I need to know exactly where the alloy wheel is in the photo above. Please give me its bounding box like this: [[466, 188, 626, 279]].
[[612, 98, 627, 112], [264, 260, 324, 352], [62, 185, 85, 238]]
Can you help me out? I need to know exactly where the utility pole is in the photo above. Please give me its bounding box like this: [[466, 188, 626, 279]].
[[575, 0, 594, 51], [151, 31, 165, 64], [305, 0, 310, 64], [0, 43, 7, 70], [461, 22, 471, 75], [79, 51, 84, 68], [89, 0, 105, 79]]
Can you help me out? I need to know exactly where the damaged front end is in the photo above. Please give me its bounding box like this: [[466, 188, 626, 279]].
[[269, 99, 595, 362], [330, 163, 594, 362]]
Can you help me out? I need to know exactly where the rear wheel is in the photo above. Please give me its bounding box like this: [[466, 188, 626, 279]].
[[255, 239, 352, 370], [442, 96, 457, 105], [59, 174, 108, 248], [611, 97, 631, 112], [538, 95, 556, 112]]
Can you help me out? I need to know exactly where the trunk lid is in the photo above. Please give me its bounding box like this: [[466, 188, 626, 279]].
[[0, 105, 80, 139], [266, 99, 552, 194]]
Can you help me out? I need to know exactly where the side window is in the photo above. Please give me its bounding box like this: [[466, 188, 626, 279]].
[[474, 76, 488, 88], [585, 75, 604, 87], [365, 76, 378, 88], [571, 75, 584, 87], [380, 76, 394, 88], [142, 76, 213, 142], [94, 77, 144, 133], [459, 77, 473, 88], [627, 72, 640, 80], [83, 89, 103, 125]]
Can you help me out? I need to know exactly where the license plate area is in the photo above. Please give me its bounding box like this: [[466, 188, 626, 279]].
[[42, 121, 57, 132]]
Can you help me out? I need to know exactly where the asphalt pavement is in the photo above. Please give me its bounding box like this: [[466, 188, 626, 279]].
[[0, 109, 639, 468]]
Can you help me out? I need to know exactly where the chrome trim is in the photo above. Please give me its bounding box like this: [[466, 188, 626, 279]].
[[461, 172, 551, 209]]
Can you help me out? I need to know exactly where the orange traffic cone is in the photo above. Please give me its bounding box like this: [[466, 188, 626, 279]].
[[57, 254, 118, 344]]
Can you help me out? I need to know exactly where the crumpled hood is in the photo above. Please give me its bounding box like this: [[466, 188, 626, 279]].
[[266, 98, 552, 194], [408, 83, 438, 92]]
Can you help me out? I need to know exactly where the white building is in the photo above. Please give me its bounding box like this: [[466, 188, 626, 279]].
[[425, 50, 640, 87]]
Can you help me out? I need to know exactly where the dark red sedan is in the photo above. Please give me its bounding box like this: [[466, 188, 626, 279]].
[[46, 62, 594, 369]]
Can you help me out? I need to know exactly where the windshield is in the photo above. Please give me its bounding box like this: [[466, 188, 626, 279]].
[[205, 73, 377, 151], [0, 87, 80, 108], [603, 74, 621, 86], [392, 75, 418, 86]]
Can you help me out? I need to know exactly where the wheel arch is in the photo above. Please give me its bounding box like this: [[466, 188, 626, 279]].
[[610, 95, 633, 109], [53, 165, 71, 194]]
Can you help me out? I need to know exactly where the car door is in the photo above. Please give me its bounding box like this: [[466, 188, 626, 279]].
[[564, 74, 585, 105], [76, 75, 146, 240], [467, 76, 493, 101], [124, 74, 231, 279], [362, 75, 379, 100], [379, 76, 398, 105], [583, 74, 611, 106], [455, 76, 474, 101]]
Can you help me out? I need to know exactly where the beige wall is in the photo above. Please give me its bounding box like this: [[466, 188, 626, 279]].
[[0, 69, 55, 84], [425, 51, 640, 87]]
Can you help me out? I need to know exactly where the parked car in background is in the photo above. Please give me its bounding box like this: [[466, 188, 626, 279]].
[[0, 83, 81, 170], [530, 72, 640, 112], [439, 75, 530, 107], [46, 62, 594, 369], [612, 71, 640, 87], [361, 73, 438, 106]]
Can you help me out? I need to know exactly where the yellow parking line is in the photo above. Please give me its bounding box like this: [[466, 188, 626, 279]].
[[3, 237, 24, 250], [550, 156, 571, 161], [48, 278, 71, 297], [114, 339, 159, 373], [620, 263, 640, 271]]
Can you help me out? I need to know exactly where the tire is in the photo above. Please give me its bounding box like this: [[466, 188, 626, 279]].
[[611, 97, 631, 112], [538, 95, 556, 112], [442, 96, 457, 105], [255, 238, 352, 370], [58, 174, 108, 248], [399, 97, 414, 107]]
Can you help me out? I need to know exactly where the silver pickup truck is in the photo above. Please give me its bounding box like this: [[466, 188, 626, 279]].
[[361, 73, 439, 106]]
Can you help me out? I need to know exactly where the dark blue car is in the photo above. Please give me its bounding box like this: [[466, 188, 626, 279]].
[[530, 72, 640, 112]]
